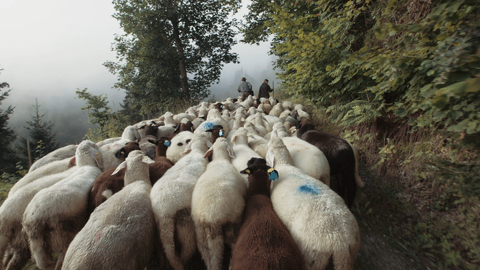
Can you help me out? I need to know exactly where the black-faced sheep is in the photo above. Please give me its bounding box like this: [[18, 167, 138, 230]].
[[231, 158, 303, 270]]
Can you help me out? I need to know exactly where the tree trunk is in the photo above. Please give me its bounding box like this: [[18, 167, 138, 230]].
[[171, 13, 189, 100]]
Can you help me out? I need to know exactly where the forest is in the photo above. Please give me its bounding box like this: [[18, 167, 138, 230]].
[[1, 0, 480, 269]]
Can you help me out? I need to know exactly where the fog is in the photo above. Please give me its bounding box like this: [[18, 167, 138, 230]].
[[0, 0, 276, 146]]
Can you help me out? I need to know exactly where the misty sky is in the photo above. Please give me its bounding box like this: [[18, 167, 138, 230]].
[[0, 0, 276, 144]]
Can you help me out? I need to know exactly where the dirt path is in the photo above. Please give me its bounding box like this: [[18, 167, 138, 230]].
[[353, 168, 431, 270]]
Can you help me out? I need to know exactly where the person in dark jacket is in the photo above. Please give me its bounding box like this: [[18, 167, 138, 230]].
[[258, 79, 273, 99]]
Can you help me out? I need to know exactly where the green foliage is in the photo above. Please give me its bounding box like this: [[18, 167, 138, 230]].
[[244, 0, 480, 136], [0, 70, 20, 175], [105, 0, 240, 115], [76, 88, 113, 137], [16, 100, 60, 169]]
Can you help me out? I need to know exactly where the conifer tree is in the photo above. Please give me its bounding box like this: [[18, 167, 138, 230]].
[[17, 99, 60, 167], [0, 71, 19, 175]]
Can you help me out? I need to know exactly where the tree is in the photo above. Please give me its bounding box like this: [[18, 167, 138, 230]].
[[75, 88, 113, 137], [0, 70, 19, 175], [17, 99, 60, 168], [104, 0, 241, 115]]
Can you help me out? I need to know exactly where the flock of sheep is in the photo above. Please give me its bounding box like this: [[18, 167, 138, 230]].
[[0, 95, 364, 270]]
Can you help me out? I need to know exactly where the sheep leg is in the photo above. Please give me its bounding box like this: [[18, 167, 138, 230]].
[[5, 249, 30, 270], [29, 235, 55, 270], [0, 235, 9, 270], [205, 225, 224, 270], [53, 251, 65, 270], [176, 219, 196, 265], [195, 225, 211, 270], [159, 217, 184, 270]]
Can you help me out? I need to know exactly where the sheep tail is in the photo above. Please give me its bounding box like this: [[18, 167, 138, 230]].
[[175, 217, 196, 264], [349, 142, 364, 188], [159, 217, 184, 270]]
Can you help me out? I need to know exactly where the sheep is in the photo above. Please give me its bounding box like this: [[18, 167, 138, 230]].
[[265, 136, 360, 270], [163, 111, 178, 126], [96, 137, 121, 148], [230, 128, 262, 186], [62, 151, 160, 270], [252, 113, 268, 137], [138, 122, 158, 159], [165, 131, 194, 164], [147, 137, 174, 185], [0, 167, 79, 270], [191, 138, 247, 270], [28, 144, 77, 173], [299, 130, 363, 207], [8, 156, 76, 197], [281, 135, 330, 185], [174, 119, 195, 135], [246, 132, 269, 159], [22, 140, 104, 270], [231, 158, 303, 270], [282, 100, 293, 111], [191, 116, 206, 130], [150, 133, 212, 270], [173, 113, 196, 123], [268, 103, 283, 117], [156, 125, 176, 138], [99, 125, 141, 170], [87, 141, 142, 214]]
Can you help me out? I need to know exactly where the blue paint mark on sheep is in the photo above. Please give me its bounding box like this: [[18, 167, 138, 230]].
[[204, 122, 215, 130], [298, 184, 320, 195]]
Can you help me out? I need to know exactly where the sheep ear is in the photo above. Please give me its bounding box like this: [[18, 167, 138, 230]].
[[227, 144, 235, 158], [266, 148, 275, 167], [112, 161, 127, 175], [174, 125, 180, 134], [183, 142, 192, 154], [115, 148, 127, 158], [203, 147, 214, 159], [68, 157, 76, 167], [90, 147, 102, 169], [134, 129, 141, 140], [142, 156, 155, 164], [148, 139, 157, 145], [240, 168, 251, 174], [205, 140, 213, 149]]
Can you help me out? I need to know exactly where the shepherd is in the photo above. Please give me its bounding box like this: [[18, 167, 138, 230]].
[[258, 79, 274, 99], [237, 77, 253, 99]]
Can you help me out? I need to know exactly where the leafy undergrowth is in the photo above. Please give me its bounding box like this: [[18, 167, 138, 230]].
[[0, 182, 12, 206], [280, 90, 480, 269]]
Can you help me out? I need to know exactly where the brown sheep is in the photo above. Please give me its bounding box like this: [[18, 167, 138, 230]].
[[87, 141, 141, 215], [296, 119, 364, 208], [139, 122, 159, 159], [147, 137, 174, 185], [231, 158, 303, 270]]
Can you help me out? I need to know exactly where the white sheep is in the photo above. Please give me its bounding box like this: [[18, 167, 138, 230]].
[[8, 156, 76, 197], [191, 138, 247, 270], [99, 125, 140, 170], [166, 131, 194, 164], [281, 135, 330, 185], [61, 151, 158, 270], [230, 128, 262, 186], [22, 140, 104, 270], [28, 144, 77, 173], [0, 167, 79, 270], [150, 133, 212, 270], [266, 136, 360, 270]]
